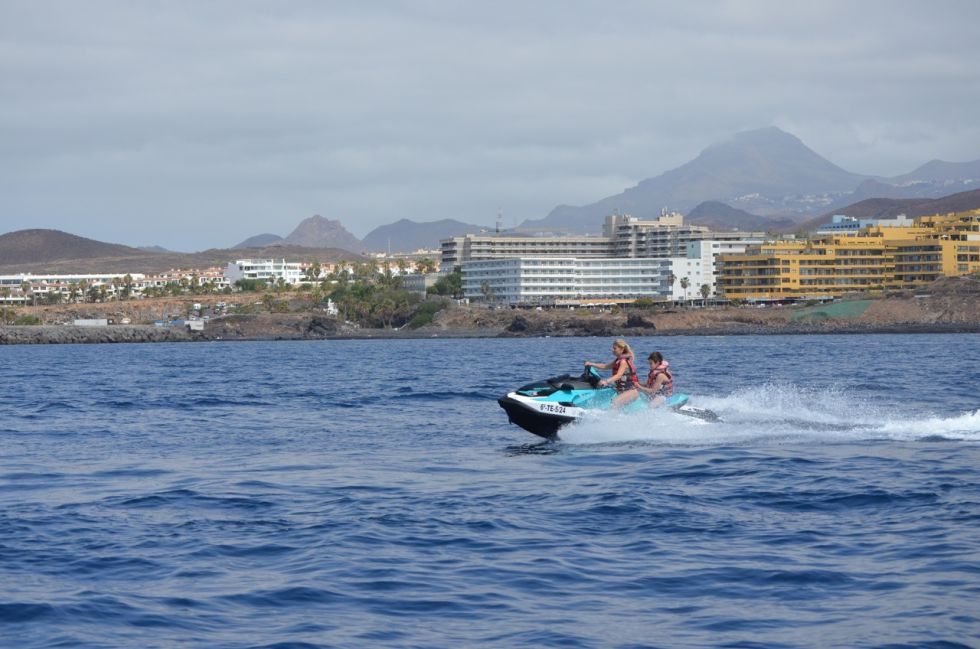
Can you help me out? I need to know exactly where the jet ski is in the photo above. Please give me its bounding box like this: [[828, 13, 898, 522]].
[[497, 366, 719, 439]]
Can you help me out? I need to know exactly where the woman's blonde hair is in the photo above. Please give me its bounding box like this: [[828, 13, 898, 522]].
[[613, 339, 633, 357]]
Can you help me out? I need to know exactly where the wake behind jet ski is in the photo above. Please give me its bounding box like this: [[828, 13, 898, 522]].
[[497, 366, 720, 439]]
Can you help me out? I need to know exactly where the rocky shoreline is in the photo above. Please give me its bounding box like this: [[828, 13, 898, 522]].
[[3, 310, 980, 345], [3, 277, 978, 345]]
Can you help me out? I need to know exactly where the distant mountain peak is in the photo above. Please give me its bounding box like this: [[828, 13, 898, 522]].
[[522, 126, 867, 233], [283, 215, 365, 253], [730, 125, 800, 144]]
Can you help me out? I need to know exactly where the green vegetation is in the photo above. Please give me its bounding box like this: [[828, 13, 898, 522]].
[[14, 314, 41, 325], [407, 299, 449, 329], [330, 281, 422, 328], [427, 267, 463, 299], [235, 278, 268, 292], [699, 284, 711, 303]]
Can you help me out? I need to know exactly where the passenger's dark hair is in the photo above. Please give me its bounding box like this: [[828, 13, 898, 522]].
[[648, 351, 664, 363]]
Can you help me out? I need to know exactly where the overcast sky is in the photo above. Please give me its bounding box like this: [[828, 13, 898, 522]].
[[2, 1, 979, 251]]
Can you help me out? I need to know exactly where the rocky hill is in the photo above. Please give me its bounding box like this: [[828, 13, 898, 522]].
[[232, 215, 366, 253], [0, 229, 152, 266], [233, 233, 284, 249], [283, 215, 365, 252]]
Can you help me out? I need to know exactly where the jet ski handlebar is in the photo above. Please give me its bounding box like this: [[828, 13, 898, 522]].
[[583, 365, 602, 388]]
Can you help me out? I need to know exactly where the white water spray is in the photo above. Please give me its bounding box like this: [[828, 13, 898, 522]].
[[557, 383, 980, 446]]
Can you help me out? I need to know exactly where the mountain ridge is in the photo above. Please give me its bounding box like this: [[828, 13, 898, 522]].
[[522, 127, 872, 233], [0, 229, 365, 275], [521, 126, 979, 234], [0, 229, 153, 267], [685, 201, 799, 232], [795, 187, 980, 232], [361, 218, 491, 253]]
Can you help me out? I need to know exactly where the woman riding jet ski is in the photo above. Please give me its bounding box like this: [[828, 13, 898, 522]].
[[497, 361, 718, 440]]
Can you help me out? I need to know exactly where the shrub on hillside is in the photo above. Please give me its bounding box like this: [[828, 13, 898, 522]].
[[408, 299, 449, 329]]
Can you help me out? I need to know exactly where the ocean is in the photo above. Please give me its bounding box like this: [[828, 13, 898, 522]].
[[1, 334, 978, 648]]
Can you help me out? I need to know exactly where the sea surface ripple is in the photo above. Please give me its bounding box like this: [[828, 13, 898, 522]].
[[1, 334, 979, 648]]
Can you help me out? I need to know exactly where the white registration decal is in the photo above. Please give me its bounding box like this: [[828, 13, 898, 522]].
[[538, 403, 567, 415]]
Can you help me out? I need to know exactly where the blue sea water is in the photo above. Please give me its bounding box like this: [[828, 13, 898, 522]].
[[1, 333, 979, 649]]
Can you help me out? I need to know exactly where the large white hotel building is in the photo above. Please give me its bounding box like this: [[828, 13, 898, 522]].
[[441, 212, 764, 305]]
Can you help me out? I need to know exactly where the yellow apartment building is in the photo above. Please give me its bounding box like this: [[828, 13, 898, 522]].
[[717, 210, 980, 301]]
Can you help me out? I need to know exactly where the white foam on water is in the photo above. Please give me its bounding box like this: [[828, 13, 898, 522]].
[[557, 382, 980, 446]]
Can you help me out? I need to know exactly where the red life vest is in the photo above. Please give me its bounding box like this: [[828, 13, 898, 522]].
[[612, 355, 639, 391], [646, 361, 673, 396]]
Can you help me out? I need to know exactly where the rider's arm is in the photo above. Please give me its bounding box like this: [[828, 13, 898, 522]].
[[599, 362, 626, 387], [585, 360, 613, 370]]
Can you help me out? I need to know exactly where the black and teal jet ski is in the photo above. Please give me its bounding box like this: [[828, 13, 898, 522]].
[[498, 366, 719, 439]]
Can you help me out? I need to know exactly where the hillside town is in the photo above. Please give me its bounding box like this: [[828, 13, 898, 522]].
[[2, 208, 979, 320]]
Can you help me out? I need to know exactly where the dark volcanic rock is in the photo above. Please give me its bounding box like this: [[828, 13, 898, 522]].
[[625, 313, 656, 329], [507, 315, 530, 332], [305, 316, 341, 337]]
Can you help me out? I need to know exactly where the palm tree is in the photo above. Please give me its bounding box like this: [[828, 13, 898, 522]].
[[680, 276, 690, 304], [380, 262, 395, 289], [699, 283, 711, 306], [305, 262, 322, 284], [418, 258, 436, 275], [480, 281, 494, 302], [123, 274, 134, 300]]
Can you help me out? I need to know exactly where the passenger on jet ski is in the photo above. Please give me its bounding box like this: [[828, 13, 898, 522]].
[[638, 351, 673, 407], [583, 339, 640, 408]]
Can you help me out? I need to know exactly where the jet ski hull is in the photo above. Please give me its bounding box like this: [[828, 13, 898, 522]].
[[498, 368, 715, 439], [497, 393, 576, 439]]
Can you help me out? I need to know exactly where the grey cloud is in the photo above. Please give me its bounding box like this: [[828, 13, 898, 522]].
[[1, 0, 979, 250]]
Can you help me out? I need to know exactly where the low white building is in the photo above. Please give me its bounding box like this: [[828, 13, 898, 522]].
[[0, 273, 146, 303], [225, 259, 310, 286], [459, 239, 764, 306], [461, 257, 674, 304]]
